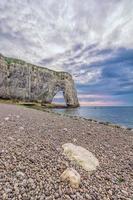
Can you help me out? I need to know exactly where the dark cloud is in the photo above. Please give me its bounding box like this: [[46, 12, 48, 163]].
[[75, 48, 133, 105]]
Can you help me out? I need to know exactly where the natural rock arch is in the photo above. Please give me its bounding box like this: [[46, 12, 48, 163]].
[[40, 72, 79, 107], [0, 54, 79, 107]]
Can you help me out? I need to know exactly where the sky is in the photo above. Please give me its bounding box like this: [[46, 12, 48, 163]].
[[0, 0, 133, 106]]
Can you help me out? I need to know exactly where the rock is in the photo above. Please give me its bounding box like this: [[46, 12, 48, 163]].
[[28, 178, 36, 189], [8, 136, 14, 140], [85, 193, 92, 199], [62, 143, 99, 173], [14, 183, 19, 195], [63, 128, 68, 132], [3, 193, 8, 200], [0, 54, 79, 107], [40, 195, 46, 200], [121, 190, 128, 195], [19, 126, 24, 130], [16, 171, 25, 179], [73, 138, 77, 142], [21, 179, 27, 187], [4, 117, 9, 121], [60, 168, 81, 188]]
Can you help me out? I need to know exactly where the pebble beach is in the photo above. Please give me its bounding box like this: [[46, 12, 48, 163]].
[[0, 103, 133, 200]]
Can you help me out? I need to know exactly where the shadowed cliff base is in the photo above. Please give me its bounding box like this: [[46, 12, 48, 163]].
[[0, 53, 79, 108], [0, 98, 68, 110]]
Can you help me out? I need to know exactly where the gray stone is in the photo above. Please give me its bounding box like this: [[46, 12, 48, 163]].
[[0, 53, 79, 107]]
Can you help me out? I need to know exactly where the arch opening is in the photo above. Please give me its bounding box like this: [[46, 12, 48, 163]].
[[52, 91, 66, 107]]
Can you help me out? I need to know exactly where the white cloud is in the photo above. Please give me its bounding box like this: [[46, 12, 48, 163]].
[[0, 0, 133, 84], [74, 68, 102, 84]]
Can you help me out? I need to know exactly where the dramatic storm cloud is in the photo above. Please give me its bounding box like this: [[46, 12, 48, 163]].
[[0, 0, 133, 105]]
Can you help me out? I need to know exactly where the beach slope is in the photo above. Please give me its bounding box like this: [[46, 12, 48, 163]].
[[0, 103, 132, 199]]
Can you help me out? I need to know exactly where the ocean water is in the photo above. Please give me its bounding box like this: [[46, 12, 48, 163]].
[[53, 106, 133, 128]]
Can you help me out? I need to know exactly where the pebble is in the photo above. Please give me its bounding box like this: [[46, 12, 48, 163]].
[[63, 128, 68, 132], [73, 138, 77, 142], [4, 117, 9, 121], [19, 126, 24, 130], [0, 103, 132, 200], [85, 193, 92, 199], [61, 168, 81, 189], [16, 171, 25, 179]]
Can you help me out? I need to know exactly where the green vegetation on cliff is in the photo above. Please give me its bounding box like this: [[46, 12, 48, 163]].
[[5, 57, 26, 65]]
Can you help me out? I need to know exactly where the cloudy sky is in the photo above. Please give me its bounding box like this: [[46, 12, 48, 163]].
[[0, 0, 133, 106]]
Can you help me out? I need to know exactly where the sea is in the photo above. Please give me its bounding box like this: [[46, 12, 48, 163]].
[[53, 106, 133, 129]]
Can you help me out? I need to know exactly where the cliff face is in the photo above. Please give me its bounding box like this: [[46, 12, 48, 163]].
[[0, 54, 79, 107]]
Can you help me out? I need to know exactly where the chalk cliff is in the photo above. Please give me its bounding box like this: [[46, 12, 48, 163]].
[[0, 54, 79, 107]]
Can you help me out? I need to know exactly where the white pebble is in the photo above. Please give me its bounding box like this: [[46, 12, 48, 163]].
[[61, 168, 80, 188], [63, 128, 68, 132], [16, 171, 25, 178], [4, 117, 9, 121]]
